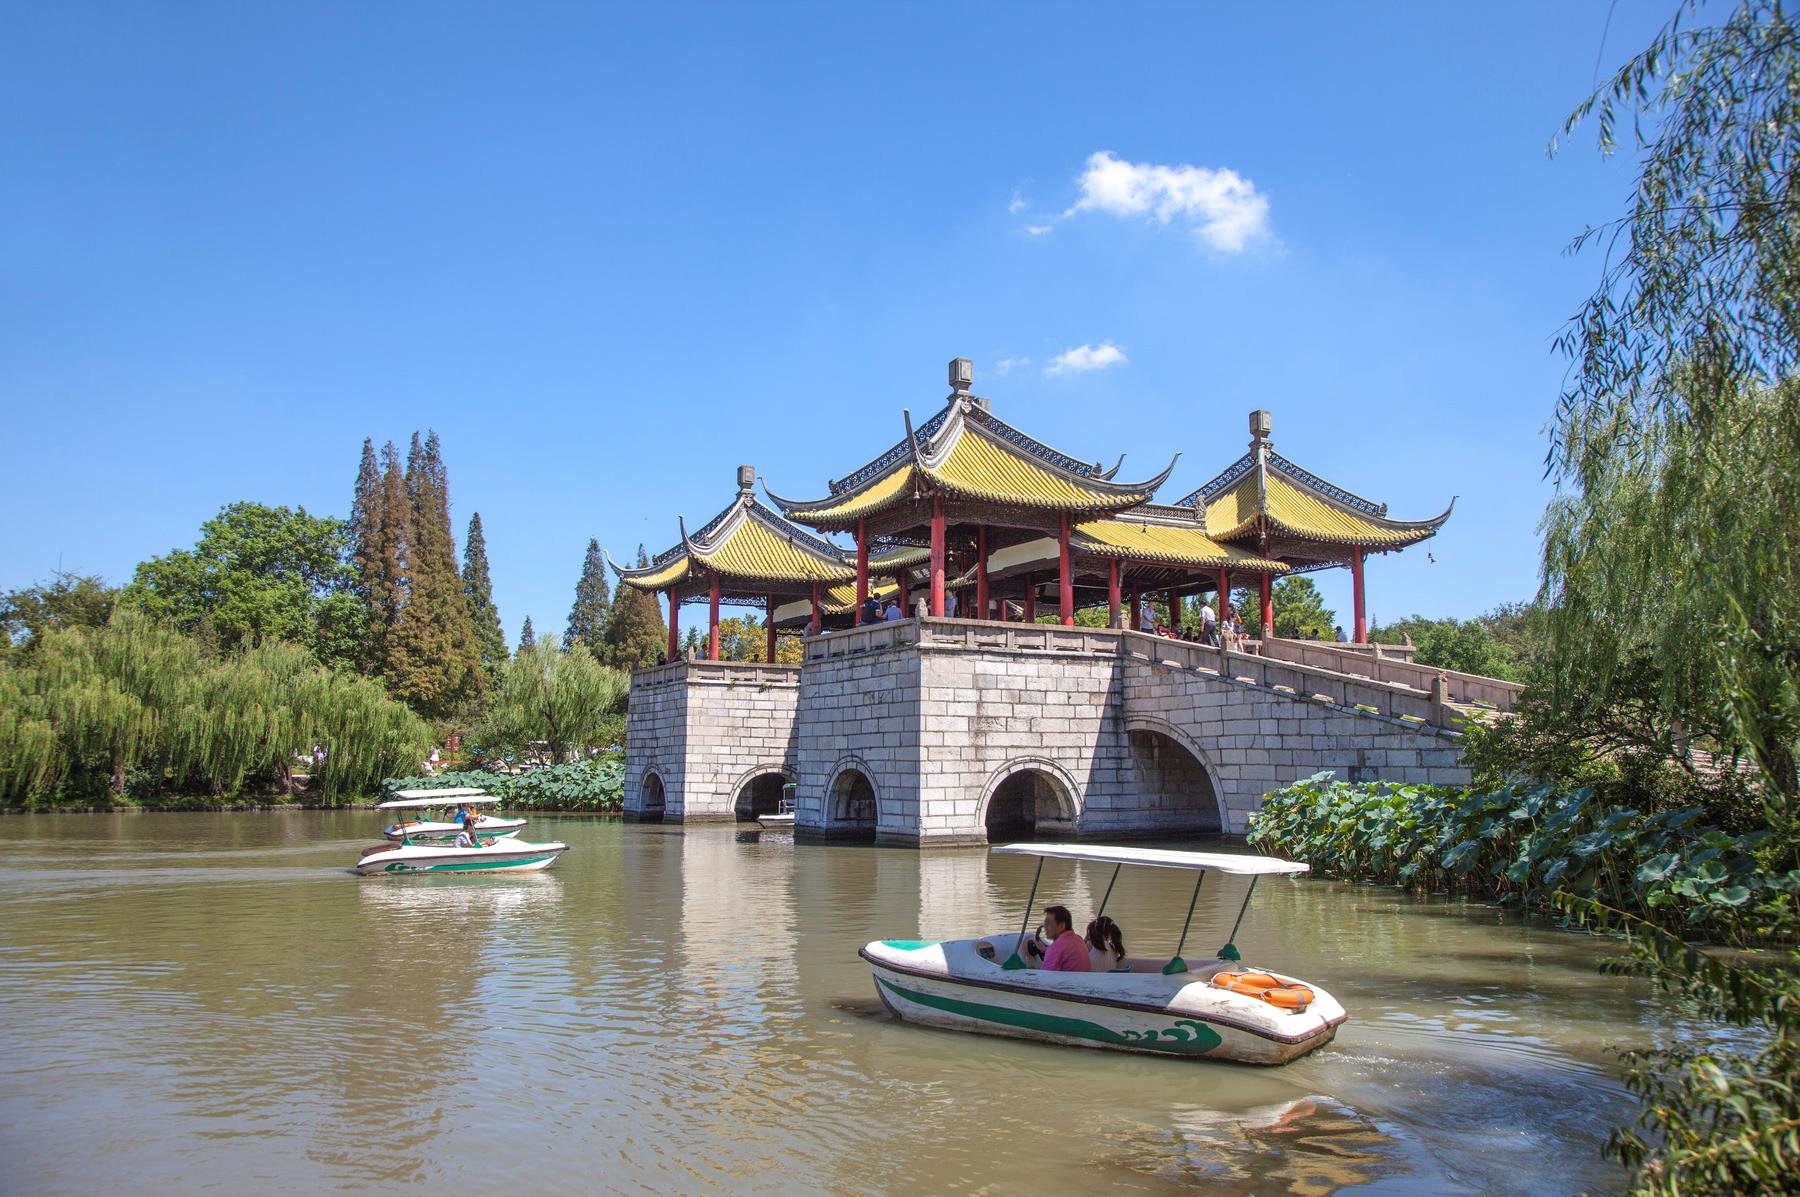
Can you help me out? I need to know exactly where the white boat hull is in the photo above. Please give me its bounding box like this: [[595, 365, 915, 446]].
[[355, 838, 568, 876], [861, 936, 1345, 1065], [755, 813, 795, 828]]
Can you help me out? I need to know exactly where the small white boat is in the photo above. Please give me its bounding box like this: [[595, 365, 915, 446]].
[[354, 835, 569, 876], [756, 796, 796, 829], [378, 790, 526, 843], [860, 843, 1346, 1065]]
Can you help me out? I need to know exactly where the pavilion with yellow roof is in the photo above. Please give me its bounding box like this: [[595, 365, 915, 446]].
[[616, 359, 1451, 662]]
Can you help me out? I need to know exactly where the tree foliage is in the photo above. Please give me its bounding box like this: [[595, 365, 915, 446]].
[[477, 636, 629, 762], [1370, 609, 1535, 681], [0, 611, 429, 805], [123, 502, 366, 671], [565, 538, 611, 657], [383, 432, 483, 717], [1, 572, 117, 653], [600, 545, 668, 670], [518, 616, 535, 651], [462, 512, 507, 686], [1268, 577, 1337, 640]]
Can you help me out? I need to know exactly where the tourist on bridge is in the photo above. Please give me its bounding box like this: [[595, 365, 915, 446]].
[[862, 596, 882, 624], [882, 598, 901, 621], [1335, 625, 1349, 643]]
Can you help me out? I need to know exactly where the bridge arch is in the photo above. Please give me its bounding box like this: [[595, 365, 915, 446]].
[[823, 756, 879, 841], [1121, 715, 1225, 834], [637, 770, 667, 823], [730, 764, 792, 822], [977, 757, 1079, 842]]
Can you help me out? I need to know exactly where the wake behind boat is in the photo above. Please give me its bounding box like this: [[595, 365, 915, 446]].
[[378, 789, 527, 843], [860, 843, 1345, 1065]]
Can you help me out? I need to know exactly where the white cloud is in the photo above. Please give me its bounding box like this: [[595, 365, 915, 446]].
[[1064, 150, 1270, 252], [993, 356, 1032, 375], [1044, 342, 1127, 377], [1023, 224, 1053, 237], [1007, 189, 1026, 215]]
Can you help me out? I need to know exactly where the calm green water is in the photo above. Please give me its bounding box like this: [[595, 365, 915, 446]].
[[0, 813, 1684, 1195]]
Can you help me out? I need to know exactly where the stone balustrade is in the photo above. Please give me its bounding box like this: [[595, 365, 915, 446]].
[[1260, 638, 1522, 712], [632, 658, 801, 689]]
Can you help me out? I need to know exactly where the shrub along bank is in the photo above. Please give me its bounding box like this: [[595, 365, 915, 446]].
[[382, 759, 624, 812], [1245, 772, 1799, 943]]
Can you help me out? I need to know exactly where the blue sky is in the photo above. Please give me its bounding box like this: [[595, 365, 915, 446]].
[[0, 3, 1670, 638]]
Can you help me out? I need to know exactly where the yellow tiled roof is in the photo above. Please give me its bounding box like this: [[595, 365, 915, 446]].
[[930, 431, 1151, 510], [794, 464, 917, 524], [698, 513, 857, 583], [1072, 520, 1289, 572], [869, 544, 931, 571], [1205, 473, 1439, 547], [627, 556, 691, 590], [819, 578, 899, 613]]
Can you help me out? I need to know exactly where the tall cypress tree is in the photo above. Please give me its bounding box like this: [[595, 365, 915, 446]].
[[347, 438, 385, 673], [566, 537, 611, 656], [519, 616, 535, 651], [602, 543, 669, 670], [462, 511, 506, 685], [387, 431, 482, 715], [372, 440, 412, 681]]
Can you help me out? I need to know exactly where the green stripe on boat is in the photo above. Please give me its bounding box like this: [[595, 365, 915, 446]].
[[874, 975, 1223, 1054], [880, 940, 939, 950], [382, 857, 554, 872]]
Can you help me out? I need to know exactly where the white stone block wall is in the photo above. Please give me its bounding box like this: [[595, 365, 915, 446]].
[[624, 669, 800, 822]]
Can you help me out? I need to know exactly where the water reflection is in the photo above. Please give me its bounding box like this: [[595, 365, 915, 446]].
[[0, 814, 1668, 1195]]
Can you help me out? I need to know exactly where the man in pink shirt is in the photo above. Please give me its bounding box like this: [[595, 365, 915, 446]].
[[1031, 905, 1092, 972]]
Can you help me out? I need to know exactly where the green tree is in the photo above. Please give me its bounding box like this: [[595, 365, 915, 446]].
[[1371, 615, 1518, 680], [600, 545, 669, 670], [566, 538, 611, 656], [478, 637, 629, 762], [1268, 577, 1336, 640], [1, 572, 117, 652], [384, 432, 482, 716], [123, 502, 365, 670], [462, 512, 507, 685], [1543, 5, 1800, 1190], [518, 616, 535, 651]]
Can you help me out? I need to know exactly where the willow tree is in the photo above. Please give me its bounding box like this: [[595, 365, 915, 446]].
[[479, 637, 629, 762], [1548, 5, 1800, 1192]]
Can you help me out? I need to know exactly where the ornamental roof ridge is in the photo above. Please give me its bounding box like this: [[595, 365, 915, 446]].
[[1267, 453, 1387, 517], [827, 403, 950, 495], [636, 491, 849, 574], [1173, 452, 1256, 509]]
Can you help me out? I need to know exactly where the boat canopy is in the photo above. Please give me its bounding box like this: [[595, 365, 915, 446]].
[[388, 787, 489, 800], [991, 843, 1308, 876], [377, 794, 502, 810]]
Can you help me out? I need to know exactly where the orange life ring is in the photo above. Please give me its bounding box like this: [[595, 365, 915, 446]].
[[1211, 971, 1314, 1010]]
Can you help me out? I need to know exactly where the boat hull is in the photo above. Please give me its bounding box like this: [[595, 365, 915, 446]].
[[755, 814, 795, 828], [355, 840, 568, 876], [861, 939, 1344, 1066]]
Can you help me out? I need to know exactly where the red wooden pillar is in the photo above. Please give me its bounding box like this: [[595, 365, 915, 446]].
[[976, 526, 990, 621], [809, 582, 821, 636], [1259, 572, 1273, 638], [1352, 545, 1367, 643], [1057, 513, 1074, 626], [897, 571, 909, 616], [667, 588, 680, 662], [929, 494, 946, 617], [707, 575, 721, 661], [1107, 560, 1121, 628], [854, 518, 869, 625], [766, 593, 777, 663], [1130, 584, 1142, 631], [1218, 567, 1231, 620], [1023, 574, 1036, 623], [1168, 587, 1180, 634]]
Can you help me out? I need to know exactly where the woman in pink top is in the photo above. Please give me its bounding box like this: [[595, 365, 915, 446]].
[[1034, 905, 1092, 972]]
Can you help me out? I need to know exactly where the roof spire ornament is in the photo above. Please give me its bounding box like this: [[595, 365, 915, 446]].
[[737, 464, 755, 496], [948, 356, 973, 394]]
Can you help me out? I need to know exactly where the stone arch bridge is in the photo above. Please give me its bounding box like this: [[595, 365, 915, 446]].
[[624, 619, 1501, 846]]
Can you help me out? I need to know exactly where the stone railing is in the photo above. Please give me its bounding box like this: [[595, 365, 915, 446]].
[[803, 619, 922, 661], [1260, 638, 1522, 712], [630, 659, 802, 688], [917, 618, 1121, 656], [1120, 631, 1454, 728]]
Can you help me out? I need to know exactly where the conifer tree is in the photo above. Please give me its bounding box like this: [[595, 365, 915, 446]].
[[462, 512, 507, 686], [386, 431, 482, 716], [519, 616, 535, 651], [348, 438, 381, 602], [371, 440, 412, 680], [565, 538, 611, 656], [602, 543, 670, 670]]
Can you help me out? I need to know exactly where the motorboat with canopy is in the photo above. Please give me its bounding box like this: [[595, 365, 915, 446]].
[[377, 789, 527, 843], [859, 843, 1345, 1065], [355, 788, 566, 876], [757, 782, 797, 829]]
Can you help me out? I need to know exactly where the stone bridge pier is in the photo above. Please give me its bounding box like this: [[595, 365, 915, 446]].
[[624, 619, 1472, 845]]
